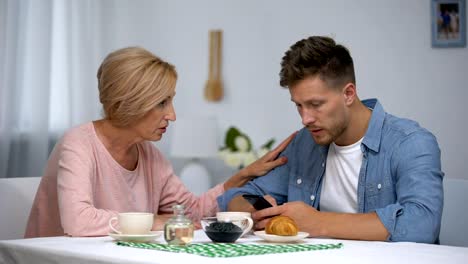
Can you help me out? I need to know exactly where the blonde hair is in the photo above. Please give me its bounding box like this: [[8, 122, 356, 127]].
[[97, 47, 177, 127]]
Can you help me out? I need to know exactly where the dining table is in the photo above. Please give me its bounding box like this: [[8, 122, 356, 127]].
[[0, 230, 467, 264]]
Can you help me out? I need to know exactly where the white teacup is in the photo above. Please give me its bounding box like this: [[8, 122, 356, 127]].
[[216, 212, 253, 237], [108, 212, 154, 235]]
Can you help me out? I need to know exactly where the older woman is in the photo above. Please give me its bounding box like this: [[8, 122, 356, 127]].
[[25, 47, 294, 238]]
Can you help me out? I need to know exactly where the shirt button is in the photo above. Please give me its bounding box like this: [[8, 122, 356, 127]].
[[296, 178, 302, 185], [310, 195, 315, 201], [321, 162, 325, 167], [377, 183, 382, 190]]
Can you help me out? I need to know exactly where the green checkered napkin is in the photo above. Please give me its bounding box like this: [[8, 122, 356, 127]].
[[116, 241, 343, 258]]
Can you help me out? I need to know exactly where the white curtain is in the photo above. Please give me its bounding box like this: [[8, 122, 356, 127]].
[[0, 0, 103, 178]]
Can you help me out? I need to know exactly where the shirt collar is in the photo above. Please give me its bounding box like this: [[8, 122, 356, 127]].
[[361, 98, 385, 153]]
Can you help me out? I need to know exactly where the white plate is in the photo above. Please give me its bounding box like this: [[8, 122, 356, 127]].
[[254, 231, 309, 243], [109, 231, 162, 242]]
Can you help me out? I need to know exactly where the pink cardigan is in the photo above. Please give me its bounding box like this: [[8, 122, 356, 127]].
[[25, 122, 224, 238]]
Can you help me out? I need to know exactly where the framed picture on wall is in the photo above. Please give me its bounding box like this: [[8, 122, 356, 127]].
[[431, 0, 466, 47]]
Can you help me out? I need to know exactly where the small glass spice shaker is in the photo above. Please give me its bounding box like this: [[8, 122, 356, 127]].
[[164, 204, 194, 245]]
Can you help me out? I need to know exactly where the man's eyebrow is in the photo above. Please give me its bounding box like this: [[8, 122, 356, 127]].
[[290, 98, 324, 104]]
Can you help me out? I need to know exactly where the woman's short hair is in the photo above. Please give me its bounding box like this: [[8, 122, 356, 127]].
[[97, 47, 177, 127]]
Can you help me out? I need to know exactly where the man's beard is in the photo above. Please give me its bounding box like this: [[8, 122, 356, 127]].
[[308, 124, 345, 146]]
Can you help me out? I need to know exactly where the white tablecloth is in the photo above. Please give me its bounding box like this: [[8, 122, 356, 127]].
[[1, 230, 467, 264]]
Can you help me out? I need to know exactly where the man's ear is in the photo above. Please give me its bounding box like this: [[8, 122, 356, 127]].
[[342, 83, 356, 106]]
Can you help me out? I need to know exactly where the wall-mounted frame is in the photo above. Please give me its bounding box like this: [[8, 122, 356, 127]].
[[431, 0, 466, 47]]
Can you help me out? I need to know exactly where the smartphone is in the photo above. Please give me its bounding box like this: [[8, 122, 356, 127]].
[[242, 194, 273, 210]]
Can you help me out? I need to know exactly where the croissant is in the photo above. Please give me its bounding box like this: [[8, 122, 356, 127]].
[[265, 216, 298, 236]]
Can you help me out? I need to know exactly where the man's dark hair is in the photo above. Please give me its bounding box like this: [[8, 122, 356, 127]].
[[279, 36, 355, 89]]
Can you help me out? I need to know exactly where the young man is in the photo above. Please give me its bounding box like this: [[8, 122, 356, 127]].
[[217, 36, 444, 243]]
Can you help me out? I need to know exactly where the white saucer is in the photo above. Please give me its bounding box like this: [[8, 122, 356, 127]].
[[254, 231, 309, 243], [109, 231, 162, 242]]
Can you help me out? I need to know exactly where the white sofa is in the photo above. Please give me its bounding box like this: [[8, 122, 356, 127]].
[[0, 177, 41, 240], [440, 178, 468, 247], [0, 176, 466, 246]]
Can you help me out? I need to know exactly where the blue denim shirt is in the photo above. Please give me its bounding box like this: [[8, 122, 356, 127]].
[[217, 99, 444, 243]]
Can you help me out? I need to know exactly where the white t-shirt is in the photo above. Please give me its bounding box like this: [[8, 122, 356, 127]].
[[319, 138, 363, 213]]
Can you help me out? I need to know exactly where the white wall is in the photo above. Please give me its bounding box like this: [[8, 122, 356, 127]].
[[99, 0, 468, 181]]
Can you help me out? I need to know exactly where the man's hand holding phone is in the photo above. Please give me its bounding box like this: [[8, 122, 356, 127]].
[[242, 194, 276, 210], [242, 194, 279, 230]]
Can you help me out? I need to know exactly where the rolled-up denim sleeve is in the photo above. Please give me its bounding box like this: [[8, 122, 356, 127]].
[[217, 182, 264, 212], [376, 130, 444, 243], [217, 131, 302, 211], [217, 159, 292, 211]]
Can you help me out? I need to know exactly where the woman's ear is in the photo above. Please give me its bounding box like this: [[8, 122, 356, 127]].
[[342, 83, 356, 106]]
